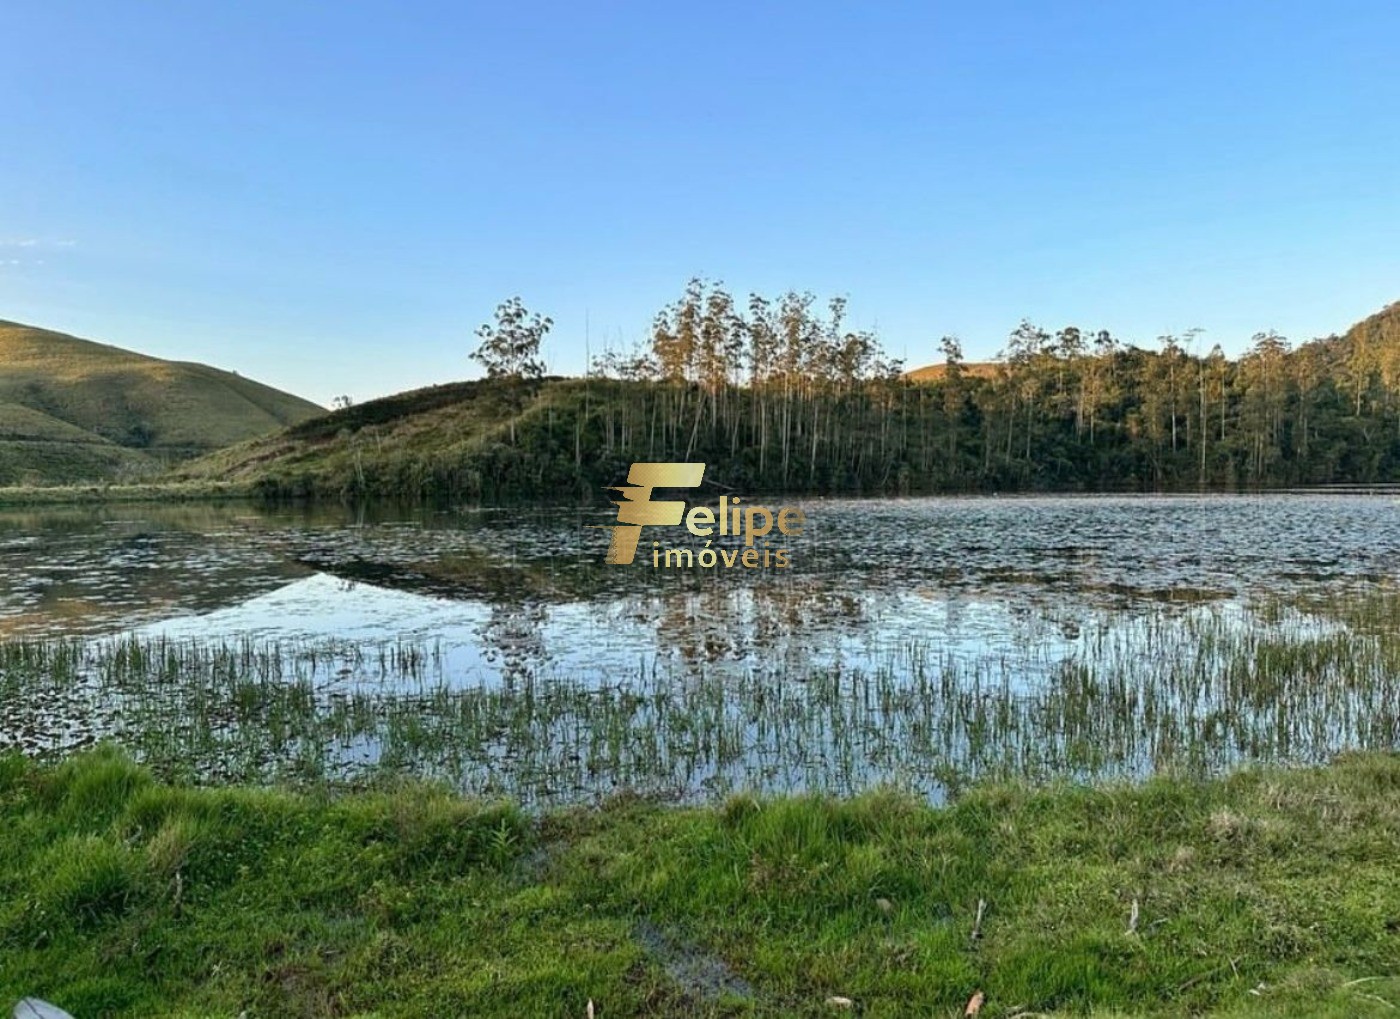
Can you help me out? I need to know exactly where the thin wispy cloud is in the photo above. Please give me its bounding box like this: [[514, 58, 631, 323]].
[[0, 238, 76, 249], [0, 238, 74, 267]]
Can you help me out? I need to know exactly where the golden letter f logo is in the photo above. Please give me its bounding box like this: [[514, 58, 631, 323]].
[[605, 462, 705, 564]]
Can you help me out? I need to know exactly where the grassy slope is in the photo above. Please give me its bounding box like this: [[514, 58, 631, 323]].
[[2, 749, 1398, 1018], [0, 320, 323, 484], [177, 378, 553, 494], [0, 401, 156, 486], [180, 369, 1019, 495], [0, 440, 154, 488]]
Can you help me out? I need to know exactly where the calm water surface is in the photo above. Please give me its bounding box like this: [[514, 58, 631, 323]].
[[2, 495, 1397, 801]]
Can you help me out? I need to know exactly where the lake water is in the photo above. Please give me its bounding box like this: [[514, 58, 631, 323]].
[[2, 495, 1398, 803]]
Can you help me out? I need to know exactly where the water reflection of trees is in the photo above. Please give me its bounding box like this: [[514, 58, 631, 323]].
[[442, 575, 876, 684], [476, 600, 549, 683], [627, 575, 872, 671]]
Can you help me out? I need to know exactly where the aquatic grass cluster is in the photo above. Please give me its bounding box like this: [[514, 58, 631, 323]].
[[3, 590, 1399, 805]]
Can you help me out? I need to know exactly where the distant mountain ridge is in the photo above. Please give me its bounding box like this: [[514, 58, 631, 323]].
[[902, 361, 999, 382], [0, 319, 323, 485]]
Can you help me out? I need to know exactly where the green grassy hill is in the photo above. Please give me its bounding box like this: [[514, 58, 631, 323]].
[[178, 377, 553, 499], [0, 319, 324, 485]]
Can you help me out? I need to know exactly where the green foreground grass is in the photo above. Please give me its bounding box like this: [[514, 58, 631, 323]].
[[2, 750, 1399, 1018]]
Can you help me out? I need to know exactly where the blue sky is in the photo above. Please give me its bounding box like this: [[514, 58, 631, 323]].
[[3, 1, 1398, 405]]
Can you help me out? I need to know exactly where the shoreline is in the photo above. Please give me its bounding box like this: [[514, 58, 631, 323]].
[[6, 479, 1400, 509]]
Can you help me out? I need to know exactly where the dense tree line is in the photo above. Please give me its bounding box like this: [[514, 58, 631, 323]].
[[562, 281, 1400, 493], [244, 287, 1400, 501]]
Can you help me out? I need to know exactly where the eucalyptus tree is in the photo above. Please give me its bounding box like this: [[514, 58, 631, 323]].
[[471, 297, 551, 381], [938, 335, 966, 476], [747, 293, 780, 472], [471, 296, 552, 446], [1238, 331, 1292, 481], [1002, 319, 1051, 466]]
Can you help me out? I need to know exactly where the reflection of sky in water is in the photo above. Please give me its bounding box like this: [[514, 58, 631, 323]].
[[135, 574, 491, 645], [124, 569, 1218, 693]]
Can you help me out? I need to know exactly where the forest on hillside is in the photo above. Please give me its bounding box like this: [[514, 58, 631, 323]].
[[225, 283, 1400, 501], [572, 280, 1400, 494]]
